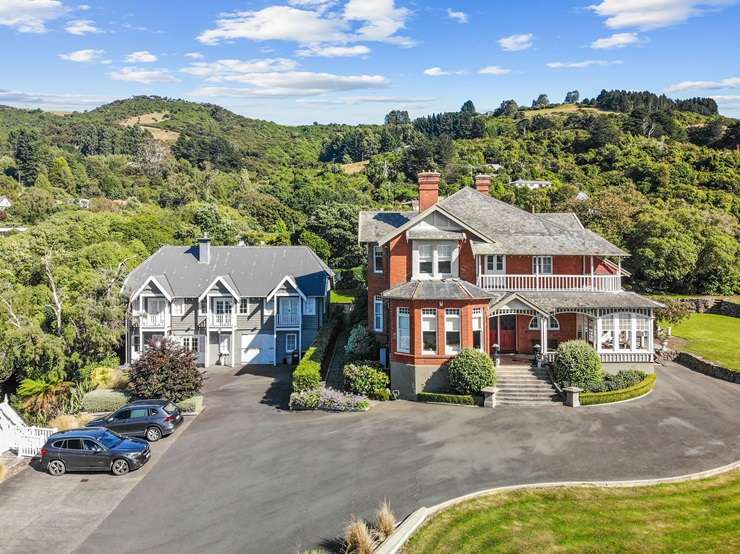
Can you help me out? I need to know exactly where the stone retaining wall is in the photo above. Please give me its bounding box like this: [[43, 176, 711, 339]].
[[677, 352, 739, 384], [718, 300, 740, 318]]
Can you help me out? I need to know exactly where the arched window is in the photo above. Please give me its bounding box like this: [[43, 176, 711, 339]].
[[528, 316, 560, 331]]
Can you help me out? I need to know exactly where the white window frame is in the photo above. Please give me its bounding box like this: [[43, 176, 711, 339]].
[[285, 333, 297, 353], [396, 307, 410, 353], [133, 334, 140, 353], [635, 317, 650, 351], [421, 308, 437, 355], [181, 336, 199, 353], [418, 243, 434, 277], [414, 241, 458, 280], [444, 308, 461, 355], [239, 298, 250, 315], [373, 296, 384, 332], [172, 299, 184, 316], [485, 255, 505, 274], [598, 312, 652, 353], [436, 244, 453, 276], [528, 316, 560, 331], [373, 245, 384, 274], [303, 297, 317, 316], [532, 256, 553, 275], [472, 308, 484, 352]]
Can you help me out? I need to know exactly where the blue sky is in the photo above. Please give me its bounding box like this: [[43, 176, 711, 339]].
[[1, 0, 739, 124]]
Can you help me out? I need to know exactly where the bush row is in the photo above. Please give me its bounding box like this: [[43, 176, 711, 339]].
[[289, 386, 369, 412], [82, 388, 203, 414], [292, 308, 343, 393], [416, 392, 477, 405], [580, 374, 657, 406]]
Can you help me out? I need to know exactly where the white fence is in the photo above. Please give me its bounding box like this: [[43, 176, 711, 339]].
[[1, 396, 57, 457], [477, 274, 621, 292]]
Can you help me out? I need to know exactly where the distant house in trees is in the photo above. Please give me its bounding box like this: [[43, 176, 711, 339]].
[[77, 198, 91, 209], [0, 196, 11, 211], [508, 179, 552, 190], [576, 191, 590, 201]]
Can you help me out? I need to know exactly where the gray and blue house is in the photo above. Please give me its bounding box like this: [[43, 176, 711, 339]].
[[122, 237, 334, 367]]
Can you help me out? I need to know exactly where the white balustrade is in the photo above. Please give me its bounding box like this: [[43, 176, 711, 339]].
[[477, 274, 621, 292], [209, 313, 233, 327]]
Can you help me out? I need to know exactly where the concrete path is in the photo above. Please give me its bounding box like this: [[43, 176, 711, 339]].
[[2, 362, 739, 553]]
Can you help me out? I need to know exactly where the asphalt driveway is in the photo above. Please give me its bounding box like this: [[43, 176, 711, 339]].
[[2, 362, 739, 553], [77, 362, 740, 554]]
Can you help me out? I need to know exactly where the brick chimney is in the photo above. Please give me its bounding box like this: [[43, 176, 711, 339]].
[[418, 171, 441, 212], [474, 174, 491, 195]]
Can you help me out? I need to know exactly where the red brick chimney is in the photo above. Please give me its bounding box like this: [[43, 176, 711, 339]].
[[418, 171, 441, 212], [474, 174, 491, 195]]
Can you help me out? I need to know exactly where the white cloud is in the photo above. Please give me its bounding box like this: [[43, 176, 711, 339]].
[[185, 52, 204, 60], [665, 76, 740, 92], [126, 50, 158, 63], [109, 67, 178, 84], [589, 0, 736, 31], [297, 95, 434, 106], [181, 58, 299, 81], [479, 65, 510, 75], [712, 95, 740, 104], [190, 71, 388, 98], [0, 0, 64, 33], [297, 44, 370, 57], [198, 1, 413, 47], [0, 88, 108, 108], [498, 33, 533, 51], [59, 48, 108, 63], [591, 32, 639, 49], [547, 59, 623, 69], [65, 18, 101, 35], [423, 66, 464, 77], [447, 8, 468, 23]]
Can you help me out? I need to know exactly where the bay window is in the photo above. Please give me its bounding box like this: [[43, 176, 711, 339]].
[[635, 317, 650, 350], [445, 309, 461, 355], [600, 317, 615, 351], [373, 296, 383, 332], [533, 256, 553, 275], [472, 308, 483, 351], [618, 313, 632, 350], [421, 309, 437, 355], [598, 313, 652, 352], [397, 308, 410, 353]]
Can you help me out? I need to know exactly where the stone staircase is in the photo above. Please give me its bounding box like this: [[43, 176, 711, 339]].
[[496, 359, 561, 406]]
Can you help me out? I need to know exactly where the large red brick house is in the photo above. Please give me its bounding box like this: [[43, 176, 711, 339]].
[[359, 172, 662, 399]]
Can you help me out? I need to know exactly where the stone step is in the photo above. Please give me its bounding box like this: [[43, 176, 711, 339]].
[[498, 391, 559, 399], [497, 400, 561, 406], [497, 378, 552, 384], [498, 386, 557, 393]]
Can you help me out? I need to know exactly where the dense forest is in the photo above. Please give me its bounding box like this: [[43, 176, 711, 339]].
[[0, 90, 738, 414]]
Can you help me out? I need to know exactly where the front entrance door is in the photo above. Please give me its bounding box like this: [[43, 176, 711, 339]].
[[499, 315, 516, 352]]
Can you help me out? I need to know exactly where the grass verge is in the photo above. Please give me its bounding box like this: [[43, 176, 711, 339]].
[[330, 289, 359, 304], [671, 313, 740, 371], [404, 469, 740, 553]]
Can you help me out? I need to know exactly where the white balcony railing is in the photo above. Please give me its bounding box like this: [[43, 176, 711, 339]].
[[209, 313, 233, 327], [544, 351, 653, 364], [276, 312, 300, 328], [477, 274, 621, 292], [141, 313, 166, 327]]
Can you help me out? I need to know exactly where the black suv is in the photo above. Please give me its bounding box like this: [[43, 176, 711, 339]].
[[40, 427, 150, 476], [87, 399, 183, 442]]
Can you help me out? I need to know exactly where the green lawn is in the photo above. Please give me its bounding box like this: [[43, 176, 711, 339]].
[[330, 289, 359, 304], [671, 313, 740, 371], [405, 470, 740, 553]]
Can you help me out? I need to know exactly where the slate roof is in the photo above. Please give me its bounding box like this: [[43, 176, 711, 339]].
[[359, 186, 628, 257], [123, 245, 333, 299], [382, 279, 496, 300], [518, 291, 664, 312]]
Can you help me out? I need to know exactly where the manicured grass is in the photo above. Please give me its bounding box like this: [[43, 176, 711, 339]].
[[671, 313, 740, 371], [405, 470, 740, 553], [330, 289, 359, 304]]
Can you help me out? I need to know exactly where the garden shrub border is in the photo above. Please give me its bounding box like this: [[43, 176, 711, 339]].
[[416, 392, 479, 406], [580, 374, 657, 406], [82, 389, 204, 414], [292, 307, 343, 392]]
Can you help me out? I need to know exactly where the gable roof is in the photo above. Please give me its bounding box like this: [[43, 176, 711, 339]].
[[358, 210, 416, 243], [358, 186, 628, 257], [123, 245, 333, 300]]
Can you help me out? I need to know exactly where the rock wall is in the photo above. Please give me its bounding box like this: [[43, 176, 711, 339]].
[[677, 352, 740, 384], [718, 300, 740, 318]]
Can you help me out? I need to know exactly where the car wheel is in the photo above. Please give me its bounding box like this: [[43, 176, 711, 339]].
[[111, 458, 130, 476], [145, 426, 162, 442], [47, 459, 66, 476]]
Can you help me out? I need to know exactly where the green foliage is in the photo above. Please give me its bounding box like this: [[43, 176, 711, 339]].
[[176, 394, 204, 414], [656, 299, 691, 326], [288, 388, 321, 410], [345, 323, 377, 361], [580, 374, 657, 405], [416, 391, 477, 405], [298, 230, 331, 261], [589, 369, 648, 393], [81, 388, 129, 413], [448, 348, 496, 395], [127, 338, 204, 402], [552, 340, 605, 390], [292, 308, 343, 392], [16, 375, 72, 422], [342, 361, 389, 399]]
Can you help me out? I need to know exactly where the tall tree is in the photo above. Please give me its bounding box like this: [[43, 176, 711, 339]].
[[460, 100, 476, 114], [8, 128, 45, 185], [532, 94, 550, 108], [564, 90, 580, 104]]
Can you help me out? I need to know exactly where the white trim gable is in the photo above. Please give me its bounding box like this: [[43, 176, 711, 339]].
[[265, 275, 308, 303], [489, 292, 549, 316], [198, 276, 240, 301], [130, 276, 172, 303]]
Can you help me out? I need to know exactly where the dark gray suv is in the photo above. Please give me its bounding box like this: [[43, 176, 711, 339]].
[[87, 399, 183, 442], [40, 428, 150, 476]]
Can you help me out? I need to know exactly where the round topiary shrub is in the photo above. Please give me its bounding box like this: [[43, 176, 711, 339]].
[[448, 348, 496, 395], [553, 340, 604, 390], [127, 338, 204, 402]]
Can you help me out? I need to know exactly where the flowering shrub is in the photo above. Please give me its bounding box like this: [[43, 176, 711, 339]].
[[289, 386, 369, 412], [342, 362, 389, 399]]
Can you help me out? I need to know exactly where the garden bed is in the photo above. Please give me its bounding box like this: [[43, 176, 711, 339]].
[[81, 389, 205, 414], [580, 374, 657, 406]]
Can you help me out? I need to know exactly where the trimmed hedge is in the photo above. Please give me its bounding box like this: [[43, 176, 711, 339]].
[[553, 340, 604, 390], [82, 389, 129, 413], [448, 348, 496, 395], [176, 395, 204, 414], [580, 374, 657, 406], [292, 308, 343, 393], [416, 392, 477, 406]]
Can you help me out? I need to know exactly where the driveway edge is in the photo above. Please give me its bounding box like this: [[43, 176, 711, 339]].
[[376, 458, 740, 554]]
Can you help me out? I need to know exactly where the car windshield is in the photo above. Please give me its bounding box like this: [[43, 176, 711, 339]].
[[164, 402, 178, 414], [98, 430, 124, 448]]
